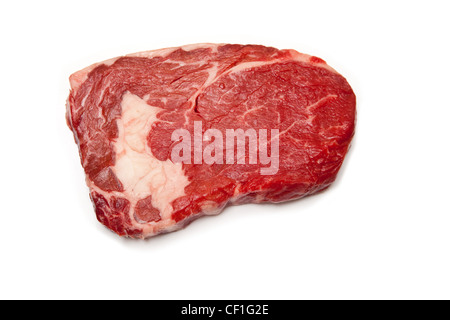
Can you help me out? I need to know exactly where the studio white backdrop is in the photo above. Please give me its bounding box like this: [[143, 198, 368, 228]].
[[0, 0, 449, 300]]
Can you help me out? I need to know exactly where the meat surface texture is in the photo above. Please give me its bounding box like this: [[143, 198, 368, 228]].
[[66, 43, 356, 239]]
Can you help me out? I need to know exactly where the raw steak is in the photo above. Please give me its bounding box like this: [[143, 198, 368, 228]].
[[66, 43, 356, 239]]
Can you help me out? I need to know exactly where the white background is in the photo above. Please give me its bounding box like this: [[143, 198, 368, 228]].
[[0, 0, 449, 300]]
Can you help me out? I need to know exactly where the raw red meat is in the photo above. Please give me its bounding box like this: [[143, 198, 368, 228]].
[[66, 43, 356, 239]]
